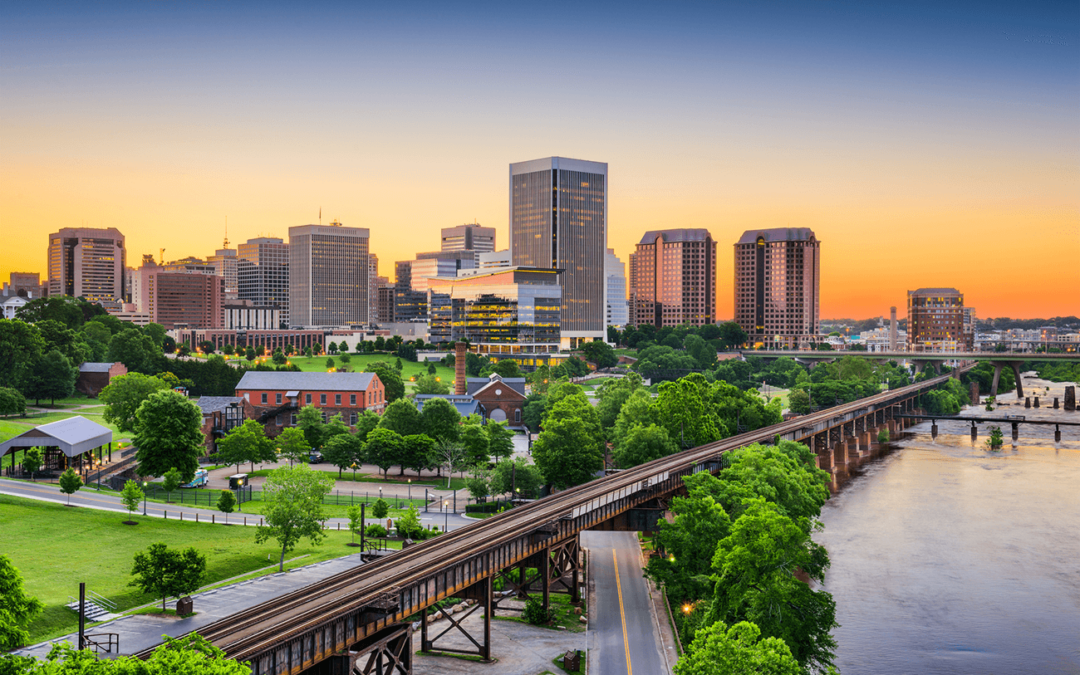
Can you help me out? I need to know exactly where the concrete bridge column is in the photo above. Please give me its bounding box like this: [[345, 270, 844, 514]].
[[833, 442, 847, 474], [846, 438, 860, 469], [1011, 361, 1024, 399], [970, 382, 980, 406]]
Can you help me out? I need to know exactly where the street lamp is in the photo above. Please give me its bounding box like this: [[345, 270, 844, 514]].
[[407, 479, 411, 502], [443, 500, 449, 532], [351, 462, 358, 482], [142, 481, 148, 516]]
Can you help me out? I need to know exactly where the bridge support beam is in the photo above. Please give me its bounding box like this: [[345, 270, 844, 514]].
[[832, 442, 847, 474], [970, 382, 980, 406], [1066, 386, 1076, 411], [1011, 361, 1024, 399], [419, 576, 492, 662]]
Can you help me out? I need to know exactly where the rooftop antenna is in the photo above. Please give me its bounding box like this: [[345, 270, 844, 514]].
[[223, 217, 230, 249], [159, 248, 165, 265], [319, 207, 322, 225]]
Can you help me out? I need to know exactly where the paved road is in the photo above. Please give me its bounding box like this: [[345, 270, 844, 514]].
[[0, 478, 477, 531], [582, 531, 666, 675]]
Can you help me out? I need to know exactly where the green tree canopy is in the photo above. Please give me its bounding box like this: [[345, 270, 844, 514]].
[[20, 349, 78, 405], [414, 373, 449, 395], [582, 340, 618, 369], [460, 422, 490, 467], [58, 467, 83, 506], [595, 372, 644, 435], [0, 554, 44, 650], [0, 319, 45, 390], [0, 386, 27, 416], [400, 434, 436, 476], [485, 421, 515, 462], [322, 431, 364, 477], [107, 328, 161, 374], [275, 426, 311, 466], [296, 404, 325, 449], [100, 372, 170, 433], [256, 465, 335, 571], [531, 396, 604, 490], [365, 363, 405, 402], [521, 393, 547, 433], [420, 397, 461, 442], [654, 373, 727, 450], [129, 543, 207, 611], [674, 621, 801, 675], [133, 390, 205, 482], [612, 423, 678, 469], [215, 419, 276, 474], [364, 427, 404, 478], [489, 456, 544, 498], [379, 398, 422, 436]]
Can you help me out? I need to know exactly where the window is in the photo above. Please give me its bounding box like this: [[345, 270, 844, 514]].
[[515, 409, 522, 423], [335, 394, 341, 405], [275, 414, 283, 426], [321, 412, 328, 423], [350, 412, 358, 425], [276, 393, 282, 404], [306, 393, 312, 404], [261, 393, 267, 404], [290, 413, 297, 425], [320, 394, 326, 405], [350, 394, 356, 406]]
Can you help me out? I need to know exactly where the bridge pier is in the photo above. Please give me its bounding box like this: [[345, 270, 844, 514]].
[[1054, 397, 1059, 409], [833, 442, 847, 475], [970, 382, 980, 406], [1034, 396, 1040, 408], [970, 422, 978, 442], [1011, 422, 1019, 442], [420, 575, 492, 662], [846, 438, 860, 470], [1066, 386, 1076, 411]]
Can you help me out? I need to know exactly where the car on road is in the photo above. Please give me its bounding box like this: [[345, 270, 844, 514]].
[[180, 469, 208, 488], [308, 450, 323, 463]]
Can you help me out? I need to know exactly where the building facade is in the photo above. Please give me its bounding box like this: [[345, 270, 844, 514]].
[[3, 272, 45, 299], [907, 288, 971, 351], [441, 223, 496, 264], [426, 268, 562, 369], [235, 371, 386, 437], [376, 277, 395, 324], [288, 222, 370, 328], [629, 230, 715, 328], [47, 227, 126, 303], [734, 228, 821, 349], [237, 237, 290, 327], [605, 248, 629, 329], [207, 247, 239, 299], [138, 263, 226, 329], [510, 156, 607, 348], [223, 301, 281, 330]]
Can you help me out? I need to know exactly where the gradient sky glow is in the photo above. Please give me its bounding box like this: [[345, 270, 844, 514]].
[[2, 1, 1077, 319]]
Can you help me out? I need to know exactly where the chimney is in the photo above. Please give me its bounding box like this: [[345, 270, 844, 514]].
[[889, 307, 898, 351], [455, 342, 467, 395]]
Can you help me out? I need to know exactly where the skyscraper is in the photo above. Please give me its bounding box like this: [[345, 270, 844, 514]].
[[393, 251, 477, 321], [629, 230, 716, 328], [441, 223, 496, 257], [207, 247, 238, 299], [288, 222, 370, 328], [510, 156, 607, 348], [238, 237, 289, 327], [734, 228, 820, 349], [47, 227, 126, 303], [907, 288, 971, 351], [605, 248, 629, 329], [137, 260, 225, 330], [368, 253, 380, 326]]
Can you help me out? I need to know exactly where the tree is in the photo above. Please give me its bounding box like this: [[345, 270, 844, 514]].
[[532, 415, 604, 490], [489, 457, 543, 498], [276, 426, 311, 466], [347, 505, 364, 545], [466, 468, 490, 501], [216, 490, 236, 524], [401, 434, 436, 476], [245, 346, 256, 361], [613, 423, 678, 469], [461, 422, 490, 467], [327, 341, 338, 355], [397, 505, 423, 538], [718, 322, 748, 349], [100, 372, 170, 433], [106, 328, 159, 373], [120, 479, 144, 523], [582, 340, 618, 369], [296, 404, 325, 449], [323, 412, 350, 444], [674, 621, 801, 675], [595, 372, 644, 435], [379, 398, 422, 436], [0, 319, 45, 390], [272, 348, 286, 365], [396, 342, 418, 362], [3, 633, 250, 672], [36, 319, 85, 364], [436, 439, 467, 488], [371, 497, 390, 520], [486, 421, 515, 462], [339, 353, 351, 367], [322, 432, 363, 478], [354, 409, 382, 442], [20, 448, 43, 481], [427, 362, 437, 375], [684, 334, 717, 369], [133, 390, 205, 482], [521, 393, 547, 433], [161, 468, 182, 503], [326, 357, 335, 370], [365, 363, 405, 402], [654, 374, 727, 450], [256, 465, 335, 571], [58, 467, 83, 506], [20, 349, 78, 405], [215, 419, 277, 474], [490, 359, 522, 378], [364, 427, 404, 478], [130, 543, 207, 611], [420, 397, 461, 442], [414, 373, 449, 395], [0, 554, 44, 650], [0, 386, 26, 416]]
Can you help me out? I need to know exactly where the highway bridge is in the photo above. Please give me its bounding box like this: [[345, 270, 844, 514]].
[[131, 370, 970, 675], [746, 350, 1080, 398]]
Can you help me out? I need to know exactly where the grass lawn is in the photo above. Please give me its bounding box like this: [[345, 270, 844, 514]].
[[270, 354, 455, 383], [23, 395, 95, 410], [493, 593, 585, 633], [0, 494, 369, 645], [245, 467, 467, 491]]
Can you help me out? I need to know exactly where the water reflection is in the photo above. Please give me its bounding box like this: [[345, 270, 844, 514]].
[[817, 386, 1080, 674]]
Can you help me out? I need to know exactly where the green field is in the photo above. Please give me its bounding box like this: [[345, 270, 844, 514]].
[[22, 395, 96, 410], [0, 494, 379, 645]]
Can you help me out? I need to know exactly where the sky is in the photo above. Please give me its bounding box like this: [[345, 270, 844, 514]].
[[1, 0, 1077, 320]]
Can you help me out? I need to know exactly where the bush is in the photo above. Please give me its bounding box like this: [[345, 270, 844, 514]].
[[877, 428, 889, 444], [523, 597, 554, 625], [364, 524, 389, 538], [371, 498, 390, 519], [466, 500, 510, 514]]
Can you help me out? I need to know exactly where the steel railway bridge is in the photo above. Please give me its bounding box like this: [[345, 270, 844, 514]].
[[133, 369, 970, 674]]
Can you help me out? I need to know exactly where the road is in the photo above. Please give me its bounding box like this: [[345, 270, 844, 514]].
[[0, 478, 477, 531], [582, 531, 667, 675]]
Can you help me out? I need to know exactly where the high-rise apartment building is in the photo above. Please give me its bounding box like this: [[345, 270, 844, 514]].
[[238, 237, 289, 327], [907, 288, 972, 351], [510, 156, 607, 348], [629, 230, 715, 328], [441, 223, 496, 256], [605, 248, 629, 329], [734, 228, 820, 349], [47, 227, 126, 303], [137, 261, 225, 329], [288, 222, 370, 328]]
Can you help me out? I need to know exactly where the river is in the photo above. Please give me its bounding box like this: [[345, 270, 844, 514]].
[[818, 376, 1080, 674]]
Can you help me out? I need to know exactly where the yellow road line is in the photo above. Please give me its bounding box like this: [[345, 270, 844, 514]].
[[613, 548, 633, 675]]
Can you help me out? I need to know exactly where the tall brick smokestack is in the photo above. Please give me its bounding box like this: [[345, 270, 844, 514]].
[[455, 342, 467, 395]]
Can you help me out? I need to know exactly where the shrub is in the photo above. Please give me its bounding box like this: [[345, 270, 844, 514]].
[[523, 597, 554, 625], [364, 524, 389, 538], [877, 428, 889, 444]]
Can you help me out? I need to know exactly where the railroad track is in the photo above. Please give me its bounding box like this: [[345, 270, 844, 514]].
[[141, 369, 965, 661]]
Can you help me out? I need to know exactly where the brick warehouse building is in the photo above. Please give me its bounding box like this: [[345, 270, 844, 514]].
[[234, 371, 387, 437]]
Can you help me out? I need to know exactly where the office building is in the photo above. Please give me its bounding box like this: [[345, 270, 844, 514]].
[[376, 277, 395, 324], [629, 230, 716, 328], [223, 300, 281, 330], [394, 250, 476, 321], [207, 247, 238, 299], [510, 156, 607, 348], [137, 262, 225, 329], [734, 228, 820, 349], [907, 288, 971, 351], [427, 267, 563, 369], [163, 256, 217, 276], [289, 222, 370, 328], [368, 254, 380, 326], [47, 227, 126, 303], [238, 237, 290, 327], [3, 272, 45, 299], [605, 249, 629, 329], [441, 223, 496, 264]]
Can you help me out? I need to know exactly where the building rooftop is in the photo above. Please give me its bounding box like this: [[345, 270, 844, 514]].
[[0, 416, 112, 459], [78, 362, 117, 373], [414, 394, 484, 417], [235, 371, 378, 392], [195, 396, 244, 415], [466, 374, 526, 397], [638, 229, 713, 245], [909, 288, 962, 296], [736, 228, 817, 244]]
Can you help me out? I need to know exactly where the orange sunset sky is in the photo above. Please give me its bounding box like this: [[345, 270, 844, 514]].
[[1, 2, 1077, 320]]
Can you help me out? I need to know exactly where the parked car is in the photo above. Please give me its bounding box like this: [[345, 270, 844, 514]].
[[308, 450, 323, 464], [180, 469, 208, 488]]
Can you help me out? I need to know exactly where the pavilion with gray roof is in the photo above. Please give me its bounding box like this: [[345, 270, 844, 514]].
[[0, 416, 113, 477]]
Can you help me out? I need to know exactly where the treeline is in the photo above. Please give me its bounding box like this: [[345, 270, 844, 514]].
[[1027, 360, 1080, 384], [978, 316, 1079, 331]]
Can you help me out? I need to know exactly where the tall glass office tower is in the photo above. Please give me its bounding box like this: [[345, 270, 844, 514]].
[[509, 156, 607, 348], [288, 222, 370, 328]]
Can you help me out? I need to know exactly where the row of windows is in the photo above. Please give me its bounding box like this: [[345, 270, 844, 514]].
[[258, 391, 376, 406]]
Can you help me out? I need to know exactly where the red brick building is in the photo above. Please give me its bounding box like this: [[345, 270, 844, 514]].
[[137, 263, 225, 329], [234, 371, 386, 438], [75, 362, 128, 397], [466, 374, 527, 426], [195, 396, 253, 455]]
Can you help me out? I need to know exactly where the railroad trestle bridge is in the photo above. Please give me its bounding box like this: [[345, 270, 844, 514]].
[[138, 369, 969, 675]]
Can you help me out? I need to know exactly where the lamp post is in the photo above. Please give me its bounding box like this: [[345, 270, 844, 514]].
[[351, 462, 358, 482], [142, 481, 148, 516], [407, 479, 411, 503], [443, 501, 449, 532]]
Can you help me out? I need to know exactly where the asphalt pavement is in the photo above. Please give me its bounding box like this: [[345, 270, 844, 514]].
[[582, 531, 667, 675]]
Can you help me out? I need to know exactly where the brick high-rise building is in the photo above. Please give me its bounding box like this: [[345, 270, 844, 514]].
[[238, 237, 289, 327], [629, 230, 716, 328], [3, 272, 45, 299], [376, 277, 395, 324], [288, 222, 370, 328], [137, 262, 225, 329], [907, 288, 972, 351], [47, 227, 126, 303], [734, 228, 820, 349], [510, 156, 607, 348]]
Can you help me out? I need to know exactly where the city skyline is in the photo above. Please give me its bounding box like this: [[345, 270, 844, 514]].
[[1, 1, 1076, 320]]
